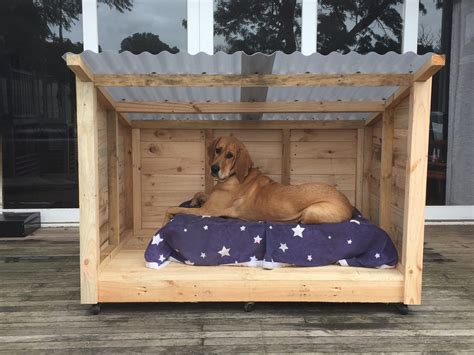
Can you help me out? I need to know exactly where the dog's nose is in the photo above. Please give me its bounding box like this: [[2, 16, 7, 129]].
[[211, 164, 220, 175]]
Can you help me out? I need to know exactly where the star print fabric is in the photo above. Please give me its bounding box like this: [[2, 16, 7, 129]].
[[144, 210, 398, 269]]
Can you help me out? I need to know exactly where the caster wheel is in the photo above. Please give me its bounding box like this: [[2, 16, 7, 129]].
[[244, 302, 255, 312], [90, 304, 101, 315], [394, 303, 409, 315]]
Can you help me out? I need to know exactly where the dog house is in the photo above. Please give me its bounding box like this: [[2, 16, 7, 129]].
[[66, 51, 444, 308]]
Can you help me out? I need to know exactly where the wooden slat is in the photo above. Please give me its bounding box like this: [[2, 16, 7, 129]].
[[290, 141, 356, 159], [290, 129, 357, 142], [140, 129, 204, 142], [116, 101, 385, 114], [141, 157, 204, 175], [107, 111, 120, 247], [142, 174, 205, 192], [215, 129, 282, 141], [205, 129, 214, 194], [131, 129, 142, 235], [290, 174, 356, 190], [355, 128, 364, 210], [75, 78, 99, 304], [95, 73, 413, 88], [361, 126, 373, 216], [402, 79, 433, 305], [140, 141, 204, 159], [281, 129, 290, 185], [291, 159, 356, 175], [379, 108, 394, 232], [132, 120, 366, 130]]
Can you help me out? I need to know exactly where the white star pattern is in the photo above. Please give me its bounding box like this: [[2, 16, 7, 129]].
[[292, 224, 305, 238], [250, 256, 258, 262], [375, 253, 380, 259], [328, 235, 332, 240], [218, 246, 231, 257], [307, 255, 312, 261], [347, 239, 353, 245], [152, 234, 163, 246], [279, 243, 288, 253], [350, 219, 361, 225], [254, 235, 262, 244], [240, 226, 246, 231], [158, 254, 166, 262], [269, 226, 273, 230], [183, 228, 187, 232], [200, 252, 207, 259], [203, 225, 208, 230], [185, 260, 194, 265]]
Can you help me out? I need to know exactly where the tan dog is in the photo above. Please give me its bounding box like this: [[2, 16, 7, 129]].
[[164, 136, 353, 224]]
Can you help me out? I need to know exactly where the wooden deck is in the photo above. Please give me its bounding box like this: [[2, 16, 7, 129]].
[[0, 225, 473, 353]]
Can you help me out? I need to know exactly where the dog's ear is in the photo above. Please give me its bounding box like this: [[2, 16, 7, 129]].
[[207, 137, 221, 166], [235, 143, 253, 183]]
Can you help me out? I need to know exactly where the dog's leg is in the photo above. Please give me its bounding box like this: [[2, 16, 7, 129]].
[[300, 202, 352, 224], [190, 192, 209, 207], [163, 206, 239, 225]]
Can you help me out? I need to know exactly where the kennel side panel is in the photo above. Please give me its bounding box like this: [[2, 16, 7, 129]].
[[290, 129, 358, 205]]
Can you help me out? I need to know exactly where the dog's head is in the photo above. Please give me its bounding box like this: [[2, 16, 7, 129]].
[[207, 136, 253, 183]]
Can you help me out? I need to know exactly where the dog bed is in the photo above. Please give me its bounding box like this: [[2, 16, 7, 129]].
[[144, 206, 398, 270]]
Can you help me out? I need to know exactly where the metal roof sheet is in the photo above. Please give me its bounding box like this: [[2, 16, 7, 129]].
[[75, 50, 434, 121]]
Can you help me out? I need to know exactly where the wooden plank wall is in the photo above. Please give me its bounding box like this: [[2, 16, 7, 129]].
[[290, 129, 357, 206], [136, 128, 359, 231], [140, 129, 206, 229], [369, 120, 382, 225]]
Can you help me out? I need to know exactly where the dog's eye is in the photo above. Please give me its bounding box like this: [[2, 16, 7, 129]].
[[215, 148, 222, 154], [226, 152, 234, 159]]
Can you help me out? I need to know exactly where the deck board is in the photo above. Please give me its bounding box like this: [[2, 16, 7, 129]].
[[0, 225, 473, 353]]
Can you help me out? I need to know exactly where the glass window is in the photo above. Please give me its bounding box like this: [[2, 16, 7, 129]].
[[214, 0, 302, 54], [419, 0, 452, 205], [0, 0, 83, 208], [98, 0, 187, 54], [317, 0, 404, 54]]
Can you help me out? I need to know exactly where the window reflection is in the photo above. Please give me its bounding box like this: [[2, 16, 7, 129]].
[[214, 0, 302, 54], [98, 0, 187, 53], [0, 0, 83, 208], [317, 0, 403, 54], [419, 0, 452, 205]]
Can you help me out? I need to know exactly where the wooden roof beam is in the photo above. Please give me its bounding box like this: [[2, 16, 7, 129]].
[[115, 100, 385, 114], [131, 120, 366, 130], [94, 73, 413, 88]]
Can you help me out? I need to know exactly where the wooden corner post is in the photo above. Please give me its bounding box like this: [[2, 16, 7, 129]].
[[402, 79, 433, 305], [76, 78, 100, 304]]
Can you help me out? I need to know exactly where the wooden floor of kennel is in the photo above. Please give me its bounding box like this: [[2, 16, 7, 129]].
[[67, 53, 444, 307]]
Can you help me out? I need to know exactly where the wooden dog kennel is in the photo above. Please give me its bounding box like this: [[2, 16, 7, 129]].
[[67, 51, 444, 308]]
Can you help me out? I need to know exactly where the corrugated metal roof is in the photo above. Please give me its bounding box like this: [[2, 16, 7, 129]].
[[76, 50, 433, 121]]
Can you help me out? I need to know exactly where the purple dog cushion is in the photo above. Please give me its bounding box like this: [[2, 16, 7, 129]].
[[144, 208, 398, 269]]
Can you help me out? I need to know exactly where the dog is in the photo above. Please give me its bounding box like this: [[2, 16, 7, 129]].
[[163, 136, 353, 225]]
